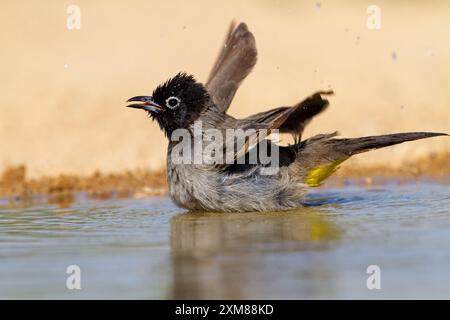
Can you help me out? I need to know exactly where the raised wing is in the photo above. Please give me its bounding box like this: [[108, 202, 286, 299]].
[[206, 22, 257, 113], [243, 90, 333, 139], [226, 91, 333, 161]]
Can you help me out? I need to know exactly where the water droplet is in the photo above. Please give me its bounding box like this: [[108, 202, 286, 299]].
[[391, 51, 397, 62]]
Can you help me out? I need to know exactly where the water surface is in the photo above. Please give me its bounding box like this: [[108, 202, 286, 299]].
[[1, 181, 449, 299]]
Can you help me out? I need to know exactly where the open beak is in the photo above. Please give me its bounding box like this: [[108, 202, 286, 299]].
[[126, 96, 163, 113]]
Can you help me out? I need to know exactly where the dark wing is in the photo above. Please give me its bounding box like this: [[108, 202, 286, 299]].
[[243, 90, 333, 139], [225, 91, 333, 161], [206, 22, 257, 113]]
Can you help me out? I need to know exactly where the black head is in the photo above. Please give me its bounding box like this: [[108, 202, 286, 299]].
[[126, 73, 209, 137]]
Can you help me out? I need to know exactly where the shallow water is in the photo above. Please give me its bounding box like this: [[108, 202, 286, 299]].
[[0, 180, 449, 299]]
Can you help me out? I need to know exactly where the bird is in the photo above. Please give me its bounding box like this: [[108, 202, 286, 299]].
[[126, 22, 447, 212]]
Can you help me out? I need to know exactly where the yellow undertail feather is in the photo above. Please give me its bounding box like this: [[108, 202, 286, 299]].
[[305, 158, 348, 187]]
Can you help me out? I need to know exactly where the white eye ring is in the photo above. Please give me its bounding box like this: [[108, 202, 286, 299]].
[[165, 96, 180, 109]]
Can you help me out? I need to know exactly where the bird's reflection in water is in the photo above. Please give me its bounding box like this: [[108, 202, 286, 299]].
[[170, 207, 342, 299]]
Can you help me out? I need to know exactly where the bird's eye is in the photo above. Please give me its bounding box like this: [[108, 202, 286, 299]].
[[166, 96, 180, 109]]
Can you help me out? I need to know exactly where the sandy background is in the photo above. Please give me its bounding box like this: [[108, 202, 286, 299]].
[[1, 0, 449, 178]]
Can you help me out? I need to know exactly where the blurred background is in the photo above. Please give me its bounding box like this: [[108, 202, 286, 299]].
[[1, 0, 449, 178]]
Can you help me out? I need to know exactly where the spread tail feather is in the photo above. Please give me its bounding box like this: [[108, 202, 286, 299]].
[[296, 131, 448, 187]]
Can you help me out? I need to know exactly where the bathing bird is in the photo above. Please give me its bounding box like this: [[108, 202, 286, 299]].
[[126, 22, 446, 212]]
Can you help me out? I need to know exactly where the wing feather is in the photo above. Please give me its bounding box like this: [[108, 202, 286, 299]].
[[224, 91, 333, 162], [206, 22, 257, 113]]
